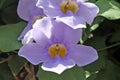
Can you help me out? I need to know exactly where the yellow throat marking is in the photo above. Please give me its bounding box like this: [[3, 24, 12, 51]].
[[60, 0, 78, 14], [48, 44, 67, 58]]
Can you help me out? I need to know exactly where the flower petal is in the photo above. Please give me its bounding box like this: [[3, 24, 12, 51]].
[[33, 17, 53, 38], [29, 6, 45, 19], [17, 0, 37, 21], [36, 0, 62, 17], [77, 2, 99, 24], [18, 43, 50, 65], [50, 21, 82, 44], [69, 45, 98, 66], [50, 21, 66, 43], [42, 64, 74, 74], [56, 16, 86, 29], [32, 29, 51, 46], [41, 58, 75, 74], [64, 27, 82, 44]]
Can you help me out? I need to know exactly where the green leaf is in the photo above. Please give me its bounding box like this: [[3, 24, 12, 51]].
[[1, 1, 22, 24], [0, 62, 14, 80], [96, 0, 120, 20], [94, 60, 117, 80], [60, 66, 86, 80], [37, 66, 62, 80], [0, 22, 26, 52], [8, 55, 27, 74], [37, 66, 86, 80]]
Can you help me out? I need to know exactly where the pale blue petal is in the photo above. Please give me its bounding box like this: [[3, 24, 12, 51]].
[[32, 17, 53, 38], [77, 2, 99, 24], [41, 57, 75, 74], [32, 29, 51, 46], [29, 6, 45, 19], [50, 21, 82, 44], [17, 0, 37, 21], [36, 0, 62, 17], [64, 27, 82, 44], [42, 63, 75, 74], [56, 16, 86, 29], [69, 45, 98, 66], [18, 43, 50, 65]]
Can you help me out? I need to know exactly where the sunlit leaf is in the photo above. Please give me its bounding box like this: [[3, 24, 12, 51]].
[[96, 0, 120, 20]]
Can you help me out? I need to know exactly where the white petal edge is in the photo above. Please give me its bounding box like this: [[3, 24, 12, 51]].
[[41, 64, 75, 74]]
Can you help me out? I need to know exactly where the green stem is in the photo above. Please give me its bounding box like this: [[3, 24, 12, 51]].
[[98, 42, 120, 51]]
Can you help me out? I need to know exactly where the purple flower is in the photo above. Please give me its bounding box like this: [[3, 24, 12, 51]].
[[36, 0, 99, 29], [17, 0, 45, 40], [18, 17, 98, 74]]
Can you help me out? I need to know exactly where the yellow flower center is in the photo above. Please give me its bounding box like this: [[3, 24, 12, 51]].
[[32, 16, 43, 24], [60, 0, 78, 14], [48, 44, 67, 58]]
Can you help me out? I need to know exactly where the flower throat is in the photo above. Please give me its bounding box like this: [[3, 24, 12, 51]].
[[48, 44, 67, 58], [60, 0, 78, 14]]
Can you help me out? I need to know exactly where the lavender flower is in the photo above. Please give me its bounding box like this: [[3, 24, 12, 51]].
[[17, 0, 45, 40], [18, 17, 98, 74], [36, 0, 99, 29]]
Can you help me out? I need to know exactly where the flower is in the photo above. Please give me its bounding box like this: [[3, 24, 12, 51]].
[[18, 17, 98, 74], [17, 0, 45, 40], [36, 0, 99, 29]]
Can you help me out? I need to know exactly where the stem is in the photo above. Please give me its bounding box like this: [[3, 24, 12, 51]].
[[98, 42, 120, 51]]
